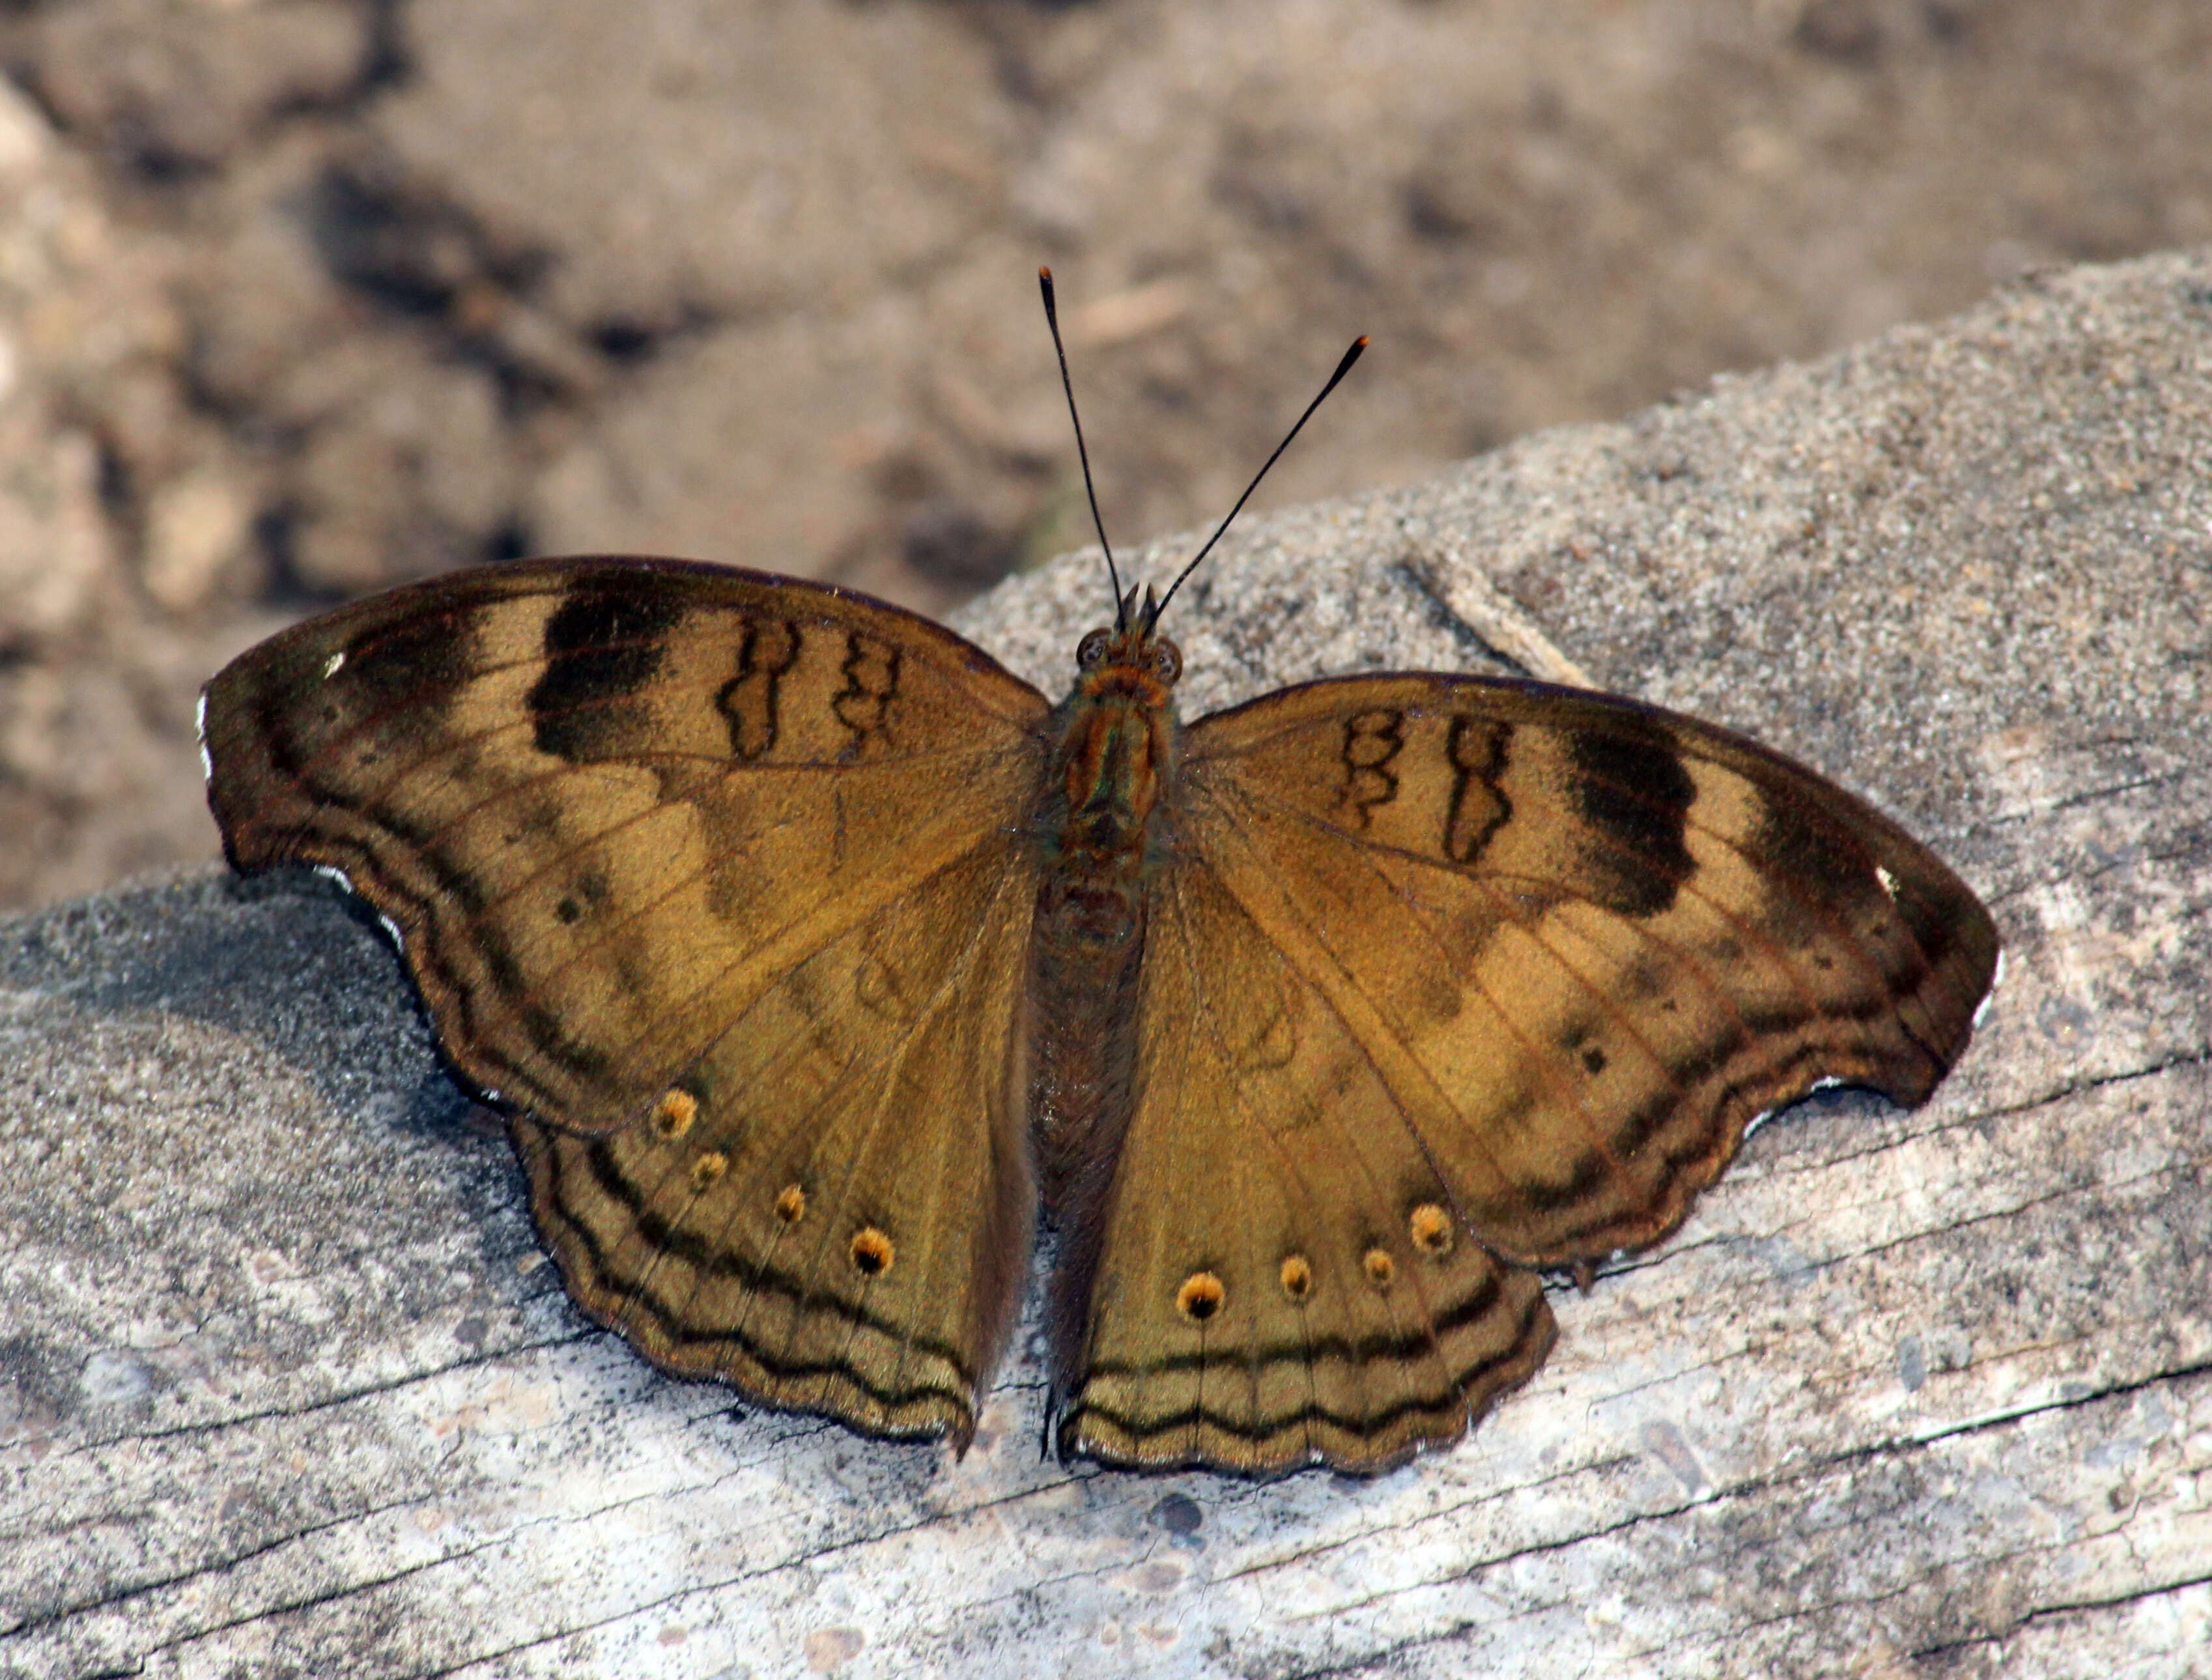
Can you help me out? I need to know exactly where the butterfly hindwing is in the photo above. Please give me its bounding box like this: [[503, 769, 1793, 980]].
[[1054, 856, 1558, 1472], [511, 828, 1041, 1446]]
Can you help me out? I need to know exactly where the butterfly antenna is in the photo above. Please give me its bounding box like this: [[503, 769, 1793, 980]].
[[1039, 267, 1127, 632], [1148, 333, 1368, 631]]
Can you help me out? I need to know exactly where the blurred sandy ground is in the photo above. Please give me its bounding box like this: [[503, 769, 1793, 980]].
[[1, 0, 2206, 906]]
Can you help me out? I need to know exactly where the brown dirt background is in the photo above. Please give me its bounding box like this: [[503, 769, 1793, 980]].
[[1, 0, 2207, 908]]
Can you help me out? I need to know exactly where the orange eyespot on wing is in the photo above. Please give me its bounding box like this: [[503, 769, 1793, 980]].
[[1176, 1271, 1227, 1321], [850, 1227, 896, 1277], [1409, 1204, 1455, 1257], [653, 1089, 698, 1140]]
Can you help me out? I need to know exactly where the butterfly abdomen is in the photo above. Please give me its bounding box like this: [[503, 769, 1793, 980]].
[[1028, 669, 1178, 1201], [1025, 864, 1150, 1411]]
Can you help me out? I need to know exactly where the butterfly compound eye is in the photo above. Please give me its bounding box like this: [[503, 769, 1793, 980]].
[[1151, 637, 1182, 685], [1077, 628, 1114, 669]]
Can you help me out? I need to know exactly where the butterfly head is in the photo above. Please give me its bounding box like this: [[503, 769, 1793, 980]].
[[1073, 611, 1182, 703]]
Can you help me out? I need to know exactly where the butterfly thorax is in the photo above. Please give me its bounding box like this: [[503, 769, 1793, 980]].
[[1053, 635, 1179, 876], [1027, 624, 1184, 1216]]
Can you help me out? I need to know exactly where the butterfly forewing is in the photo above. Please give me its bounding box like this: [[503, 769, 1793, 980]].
[[203, 558, 1053, 1134], [1174, 674, 1998, 1268]]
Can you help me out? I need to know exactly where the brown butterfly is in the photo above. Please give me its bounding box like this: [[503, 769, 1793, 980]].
[[199, 272, 1998, 1476]]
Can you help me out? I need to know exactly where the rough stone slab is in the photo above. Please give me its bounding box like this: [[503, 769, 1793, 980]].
[[3, 247, 2209, 1678]]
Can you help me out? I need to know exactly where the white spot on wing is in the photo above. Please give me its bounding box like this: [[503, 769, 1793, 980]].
[[195, 689, 213, 783], [309, 863, 404, 949], [1744, 1075, 1849, 1140], [322, 649, 346, 680], [1875, 865, 1899, 901], [1972, 945, 2006, 1030], [311, 863, 406, 954]]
